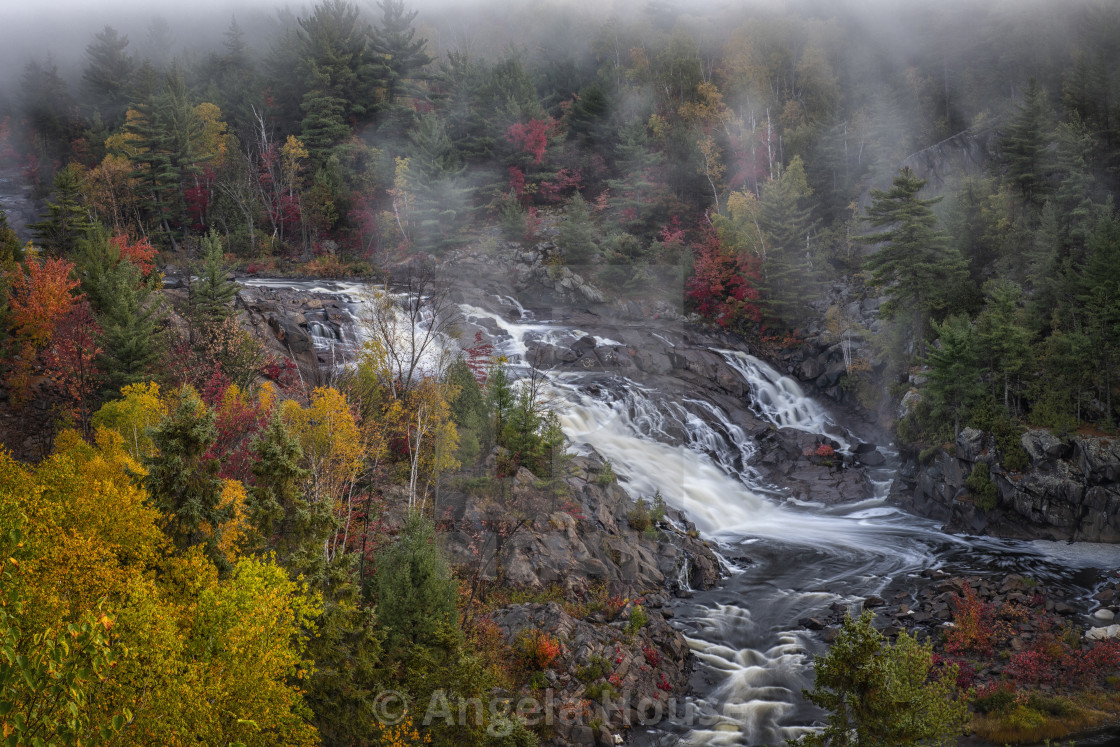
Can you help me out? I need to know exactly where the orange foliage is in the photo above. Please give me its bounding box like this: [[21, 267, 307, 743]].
[[7, 255, 80, 349], [109, 233, 158, 277], [5, 255, 81, 403]]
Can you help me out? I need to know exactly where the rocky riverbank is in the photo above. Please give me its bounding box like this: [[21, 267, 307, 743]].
[[892, 426, 1120, 542], [435, 449, 722, 746]]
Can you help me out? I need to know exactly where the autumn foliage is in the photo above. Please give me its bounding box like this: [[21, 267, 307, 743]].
[[4, 254, 82, 404], [685, 224, 762, 329]]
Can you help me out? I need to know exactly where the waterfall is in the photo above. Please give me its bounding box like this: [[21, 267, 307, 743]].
[[244, 279, 1120, 746], [719, 351, 847, 449]]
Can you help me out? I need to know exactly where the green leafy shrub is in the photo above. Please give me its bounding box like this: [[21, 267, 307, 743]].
[[576, 655, 611, 683], [597, 460, 615, 487], [966, 462, 999, 511], [627, 497, 651, 531], [626, 605, 649, 635], [583, 681, 619, 703]]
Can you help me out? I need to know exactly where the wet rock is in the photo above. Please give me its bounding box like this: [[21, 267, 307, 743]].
[[858, 449, 885, 466]]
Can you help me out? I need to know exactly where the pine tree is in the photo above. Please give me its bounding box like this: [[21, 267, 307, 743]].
[[82, 26, 134, 123], [144, 387, 229, 558], [557, 192, 597, 265], [299, 88, 351, 164], [374, 510, 458, 655], [926, 314, 985, 438], [791, 611, 968, 747], [296, 0, 382, 126], [1078, 209, 1120, 423], [975, 279, 1032, 414], [758, 156, 819, 328], [126, 99, 182, 248], [446, 357, 487, 466], [96, 259, 163, 394], [31, 165, 94, 256], [1001, 80, 1052, 206], [369, 0, 432, 107], [861, 167, 966, 357], [20, 58, 74, 149], [401, 114, 474, 254], [190, 229, 239, 330], [248, 413, 332, 574]]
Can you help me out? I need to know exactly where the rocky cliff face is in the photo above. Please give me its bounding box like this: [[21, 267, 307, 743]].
[[893, 427, 1120, 541]]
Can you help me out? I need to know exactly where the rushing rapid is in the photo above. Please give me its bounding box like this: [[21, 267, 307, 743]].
[[249, 279, 1120, 746], [449, 298, 1120, 746]]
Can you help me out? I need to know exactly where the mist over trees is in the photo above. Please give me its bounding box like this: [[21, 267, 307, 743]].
[[1, 0, 1120, 742], [1, 0, 1118, 445]]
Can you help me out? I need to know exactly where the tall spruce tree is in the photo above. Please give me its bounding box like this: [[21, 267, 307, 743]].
[[374, 510, 458, 655], [758, 156, 819, 328], [926, 314, 985, 438], [144, 387, 230, 562], [1001, 80, 1052, 206], [248, 413, 332, 573], [369, 0, 432, 107], [1078, 209, 1120, 422], [861, 167, 966, 357], [82, 26, 134, 123], [401, 114, 474, 254], [190, 229, 239, 329], [31, 165, 94, 256], [96, 259, 164, 394]]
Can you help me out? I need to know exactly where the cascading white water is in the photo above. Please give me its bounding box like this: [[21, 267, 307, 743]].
[[719, 351, 848, 451], [247, 280, 1120, 746]]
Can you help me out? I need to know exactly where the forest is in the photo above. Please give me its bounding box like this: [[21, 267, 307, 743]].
[[1, 0, 1120, 744]]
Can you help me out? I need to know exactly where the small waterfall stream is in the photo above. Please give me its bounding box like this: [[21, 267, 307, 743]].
[[247, 279, 1120, 746]]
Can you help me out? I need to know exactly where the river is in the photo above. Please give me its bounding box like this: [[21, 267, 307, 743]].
[[252, 276, 1120, 746]]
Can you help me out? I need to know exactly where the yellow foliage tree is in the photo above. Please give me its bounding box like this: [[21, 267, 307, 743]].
[[193, 102, 233, 169], [91, 381, 169, 461], [0, 424, 324, 746], [281, 387, 364, 561]]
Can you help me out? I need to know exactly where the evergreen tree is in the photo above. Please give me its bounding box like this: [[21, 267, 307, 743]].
[[248, 413, 332, 573], [791, 611, 968, 747], [1051, 117, 1098, 248], [402, 114, 474, 254], [944, 178, 1000, 304], [436, 52, 491, 161], [975, 279, 1032, 414], [296, 0, 381, 132], [213, 17, 259, 139], [0, 209, 23, 341], [861, 167, 966, 357], [1032, 315, 1092, 431], [925, 314, 985, 438], [758, 156, 819, 328], [446, 357, 487, 466], [1078, 209, 1120, 422], [557, 192, 597, 265], [82, 25, 134, 123], [20, 58, 74, 150], [373, 510, 458, 655], [126, 98, 182, 248], [190, 229, 239, 329], [31, 165, 94, 256], [1001, 80, 1052, 206], [144, 387, 229, 560], [369, 0, 432, 107], [605, 120, 668, 236], [299, 88, 351, 164], [96, 259, 163, 394]]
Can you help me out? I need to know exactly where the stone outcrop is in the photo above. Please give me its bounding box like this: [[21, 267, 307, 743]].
[[440, 452, 721, 597], [490, 598, 691, 747], [893, 427, 1120, 542]]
